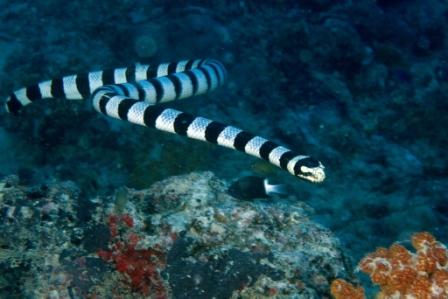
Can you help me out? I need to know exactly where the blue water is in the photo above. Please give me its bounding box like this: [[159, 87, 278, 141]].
[[0, 1, 447, 298]]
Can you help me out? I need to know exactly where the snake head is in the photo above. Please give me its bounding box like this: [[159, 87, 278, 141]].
[[292, 156, 326, 183]]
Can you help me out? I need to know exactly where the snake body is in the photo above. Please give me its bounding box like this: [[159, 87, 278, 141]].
[[4, 59, 325, 183]]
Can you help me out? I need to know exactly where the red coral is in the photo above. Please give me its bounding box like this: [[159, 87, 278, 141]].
[[98, 214, 167, 298], [121, 214, 134, 228]]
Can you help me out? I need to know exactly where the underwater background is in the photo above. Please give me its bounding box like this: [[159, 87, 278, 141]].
[[0, 0, 447, 298]]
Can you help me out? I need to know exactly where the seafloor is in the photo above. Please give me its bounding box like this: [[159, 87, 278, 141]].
[[0, 1, 447, 298]]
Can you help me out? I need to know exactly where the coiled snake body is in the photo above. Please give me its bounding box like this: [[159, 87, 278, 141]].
[[4, 59, 325, 183]]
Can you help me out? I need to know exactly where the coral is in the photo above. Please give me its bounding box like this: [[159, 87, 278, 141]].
[[97, 214, 167, 298], [330, 278, 365, 299], [331, 232, 448, 299]]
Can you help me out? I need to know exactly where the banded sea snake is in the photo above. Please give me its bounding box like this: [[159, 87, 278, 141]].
[[3, 59, 325, 183]]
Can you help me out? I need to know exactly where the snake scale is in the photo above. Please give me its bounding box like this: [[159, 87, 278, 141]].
[[4, 59, 325, 183]]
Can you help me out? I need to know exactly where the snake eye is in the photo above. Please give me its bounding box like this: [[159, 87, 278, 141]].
[[300, 157, 322, 168]]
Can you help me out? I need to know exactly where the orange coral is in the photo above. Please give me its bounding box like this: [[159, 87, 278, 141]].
[[331, 232, 448, 299], [330, 279, 365, 299]]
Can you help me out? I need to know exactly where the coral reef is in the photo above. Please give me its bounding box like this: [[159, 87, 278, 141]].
[[331, 232, 448, 298], [0, 175, 105, 298], [0, 172, 347, 298]]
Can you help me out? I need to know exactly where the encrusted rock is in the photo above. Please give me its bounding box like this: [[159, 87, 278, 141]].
[[0, 172, 347, 298]]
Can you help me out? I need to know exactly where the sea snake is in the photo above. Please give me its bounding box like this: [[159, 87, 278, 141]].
[[3, 59, 325, 183]]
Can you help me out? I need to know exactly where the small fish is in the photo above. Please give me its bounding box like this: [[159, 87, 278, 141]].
[[228, 176, 289, 200]]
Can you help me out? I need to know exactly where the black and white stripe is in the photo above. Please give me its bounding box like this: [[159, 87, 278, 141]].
[[4, 59, 325, 183]]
